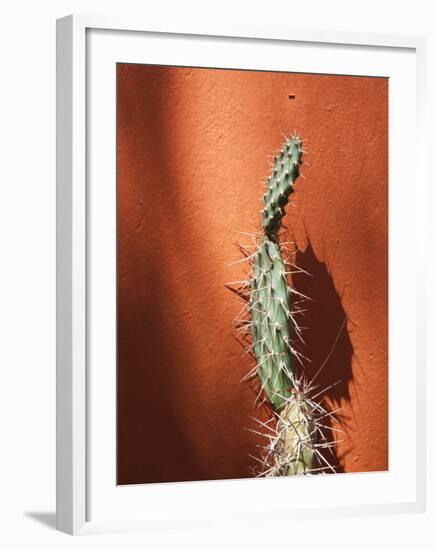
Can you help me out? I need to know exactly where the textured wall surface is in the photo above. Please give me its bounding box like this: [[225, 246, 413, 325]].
[[116, 64, 388, 484]]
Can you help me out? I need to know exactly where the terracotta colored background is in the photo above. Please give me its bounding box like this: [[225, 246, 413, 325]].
[[116, 63, 388, 484]]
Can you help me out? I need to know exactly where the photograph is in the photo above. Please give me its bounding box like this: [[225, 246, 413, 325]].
[[0, 0, 431, 545], [116, 62, 388, 485]]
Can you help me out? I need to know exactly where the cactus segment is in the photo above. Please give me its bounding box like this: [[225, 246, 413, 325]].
[[262, 136, 302, 236], [273, 398, 315, 475], [250, 239, 294, 411]]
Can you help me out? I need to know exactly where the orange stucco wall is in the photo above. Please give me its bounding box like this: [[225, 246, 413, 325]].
[[117, 63, 388, 484]]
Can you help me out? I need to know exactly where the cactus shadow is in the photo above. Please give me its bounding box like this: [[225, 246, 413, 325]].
[[292, 241, 354, 473]]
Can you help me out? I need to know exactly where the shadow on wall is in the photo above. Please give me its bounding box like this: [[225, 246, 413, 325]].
[[292, 240, 354, 472], [117, 67, 209, 484]]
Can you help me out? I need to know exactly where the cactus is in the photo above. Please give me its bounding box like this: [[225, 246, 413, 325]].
[[251, 137, 302, 411], [230, 135, 339, 476]]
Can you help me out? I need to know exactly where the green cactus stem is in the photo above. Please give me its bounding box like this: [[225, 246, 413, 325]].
[[262, 136, 303, 237], [250, 238, 294, 410], [251, 136, 302, 413], [229, 134, 339, 476], [249, 135, 316, 475]]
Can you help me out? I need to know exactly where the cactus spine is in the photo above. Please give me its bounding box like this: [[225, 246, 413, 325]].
[[231, 135, 339, 476]]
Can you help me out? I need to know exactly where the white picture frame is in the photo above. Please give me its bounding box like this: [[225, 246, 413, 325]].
[[56, 14, 427, 535]]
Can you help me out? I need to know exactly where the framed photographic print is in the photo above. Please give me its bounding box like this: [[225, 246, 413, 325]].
[[56, 14, 427, 535]]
